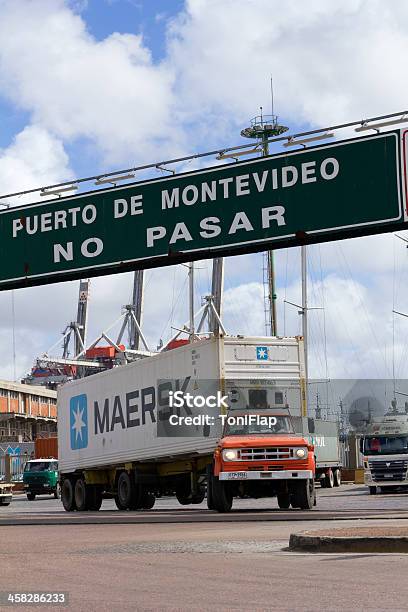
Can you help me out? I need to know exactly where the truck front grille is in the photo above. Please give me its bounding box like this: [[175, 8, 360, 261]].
[[239, 447, 296, 461], [369, 459, 408, 482]]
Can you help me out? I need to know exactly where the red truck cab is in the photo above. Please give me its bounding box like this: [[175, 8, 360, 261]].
[[209, 409, 315, 512]]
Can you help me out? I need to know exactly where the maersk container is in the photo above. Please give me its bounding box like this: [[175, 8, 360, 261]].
[[58, 335, 306, 474]]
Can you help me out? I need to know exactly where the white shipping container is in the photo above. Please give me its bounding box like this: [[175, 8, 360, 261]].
[[58, 336, 306, 474]]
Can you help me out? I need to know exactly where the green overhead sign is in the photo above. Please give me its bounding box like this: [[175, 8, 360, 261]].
[[0, 131, 404, 290]]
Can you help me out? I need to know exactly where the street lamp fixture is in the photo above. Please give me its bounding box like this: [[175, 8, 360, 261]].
[[40, 185, 78, 197], [283, 133, 334, 148], [94, 173, 136, 185], [355, 117, 408, 132]]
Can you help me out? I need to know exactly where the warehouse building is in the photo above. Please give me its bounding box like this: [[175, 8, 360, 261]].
[[0, 380, 57, 444]]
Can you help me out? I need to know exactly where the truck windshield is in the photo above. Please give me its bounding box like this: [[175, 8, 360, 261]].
[[363, 436, 408, 455], [224, 415, 294, 436], [24, 462, 56, 472]]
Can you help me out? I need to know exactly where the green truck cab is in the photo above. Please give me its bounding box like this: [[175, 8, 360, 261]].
[[23, 459, 59, 500]]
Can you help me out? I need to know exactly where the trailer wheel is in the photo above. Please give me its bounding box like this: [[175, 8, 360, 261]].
[[369, 486, 377, 495], [115, 471, 136, 510], [191, 488, 205, 504], [324, 469, 334, 489], [212, 477, 233, 513], [61, 478, 76, 512], [277, 493, 290, 509], [291, 479, 314, 510], [175, 479, 192, 505], [88, 486, 103, 511], [333, 469, 341, 487], [27, 493, 36, 501], [74, 478, 89, 512], [140, 492, 155, 509]]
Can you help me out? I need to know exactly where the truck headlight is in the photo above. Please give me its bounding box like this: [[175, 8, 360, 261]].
[[223, 449, 239, 461], [295, 448, 307, 459]]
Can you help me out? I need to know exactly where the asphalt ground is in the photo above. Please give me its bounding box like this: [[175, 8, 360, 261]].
[[1, 485, 408, 611], [2, 483, 408, 524]]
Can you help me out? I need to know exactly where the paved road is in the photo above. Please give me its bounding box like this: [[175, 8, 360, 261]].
[[2, 514, 408, 611], [2, 484, 408, 525], [2, 485, 408, 610]]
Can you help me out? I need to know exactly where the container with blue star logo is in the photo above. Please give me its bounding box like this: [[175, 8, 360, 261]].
[[70, 394, 88, 450], [256, 346, 269, 361]]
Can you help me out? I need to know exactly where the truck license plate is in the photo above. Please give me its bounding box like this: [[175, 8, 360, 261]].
[[228, 472, 247, 479]]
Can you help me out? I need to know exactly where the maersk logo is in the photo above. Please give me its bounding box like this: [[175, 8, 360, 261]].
[[70, 394, 88, 450], [256, 346, 269, 361]]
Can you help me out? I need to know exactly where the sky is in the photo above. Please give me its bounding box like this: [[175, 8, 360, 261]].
[[1, 0, 408, 400]]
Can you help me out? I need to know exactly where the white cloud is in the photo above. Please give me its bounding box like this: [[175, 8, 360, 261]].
[[1, 0, 408, 166], [0, 122, 73, 379], [167, 0, 408, 128], [0, 125, 72, 201], [280, 269, 408, 381], [223, 282, 265, 336], [0, 0, 180, 165]]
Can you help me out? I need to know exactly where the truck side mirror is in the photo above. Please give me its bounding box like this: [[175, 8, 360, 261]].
[[359, 438, 364, 453]]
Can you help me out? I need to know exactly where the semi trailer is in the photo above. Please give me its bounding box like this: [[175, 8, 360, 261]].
[[57, 335, 341, 512]]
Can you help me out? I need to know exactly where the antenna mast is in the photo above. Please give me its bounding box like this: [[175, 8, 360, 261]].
[[241, 79, 288, 335], [210, 258, 224, 336], [189, 262, 195, 338]]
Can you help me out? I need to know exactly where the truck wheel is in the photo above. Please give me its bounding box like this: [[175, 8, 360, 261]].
[[207, 480, 214, 510], [175, 494, 191, 505], [175, 479, 192, 505], [115, 472, 136, 510], [291, 479, 314, 510], [191, 488, 205, 504], [324, 469, 334, 489], [212, 477, 233, 513], [333, 469, 341, 487], [277, 493, 291, 509], [88, 486, 103, 511], [74, 478, 89, 512], [369, 486, 377, 495], [27, 493, 36, 501], [115, 495, 127, 510], [140, 492, 155, 509], [61, 478, 76, 512]]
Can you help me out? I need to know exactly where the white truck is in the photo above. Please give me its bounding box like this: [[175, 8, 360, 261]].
[[57, 335, 341, 512], [361, 408, 408, 494]]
